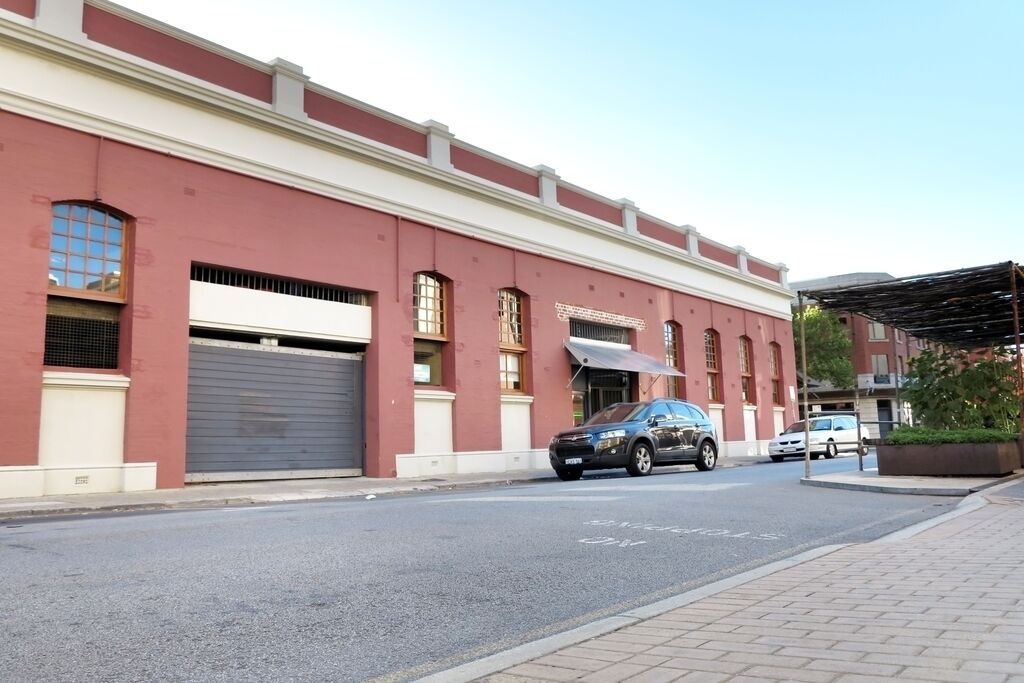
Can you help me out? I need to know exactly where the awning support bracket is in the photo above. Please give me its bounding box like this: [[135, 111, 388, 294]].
[[642, 374, 662, 395], [566, 364, 586, 390]]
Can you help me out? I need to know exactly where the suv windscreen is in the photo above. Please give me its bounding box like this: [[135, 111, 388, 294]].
[[584, 403, 649, 426]]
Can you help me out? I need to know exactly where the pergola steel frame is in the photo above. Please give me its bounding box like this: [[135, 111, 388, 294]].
[[796, 261, 1024, 479]]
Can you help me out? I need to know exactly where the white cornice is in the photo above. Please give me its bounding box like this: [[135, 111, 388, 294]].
[[0, 19, 793, 318]]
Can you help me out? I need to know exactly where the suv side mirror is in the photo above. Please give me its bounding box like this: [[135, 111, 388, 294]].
[[650, 414, 670, 426]]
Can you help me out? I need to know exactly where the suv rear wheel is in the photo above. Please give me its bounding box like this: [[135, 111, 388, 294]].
[[695, 440, 718, 471]]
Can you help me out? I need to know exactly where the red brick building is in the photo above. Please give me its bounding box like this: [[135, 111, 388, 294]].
[[0, 0, 797, 497]]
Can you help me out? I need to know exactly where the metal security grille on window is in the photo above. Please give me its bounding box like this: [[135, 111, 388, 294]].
[[191, 265, 368, 306], [570, 321, 628, 345], [44, 315, 119, 368]]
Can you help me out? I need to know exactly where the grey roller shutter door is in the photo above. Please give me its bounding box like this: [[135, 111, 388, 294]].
[[186, 340, 363, 476]]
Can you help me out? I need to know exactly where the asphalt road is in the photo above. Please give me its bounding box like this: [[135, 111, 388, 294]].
[[1, 455, 958, 682]]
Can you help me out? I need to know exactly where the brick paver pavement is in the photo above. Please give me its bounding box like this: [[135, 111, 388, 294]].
[[480, 496, 1024, 683]]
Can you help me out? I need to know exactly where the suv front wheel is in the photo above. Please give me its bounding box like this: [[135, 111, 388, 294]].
[[626, 442, 654, 477]]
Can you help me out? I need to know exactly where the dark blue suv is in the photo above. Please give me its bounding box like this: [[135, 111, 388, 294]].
[[548, 400, 719, 481]]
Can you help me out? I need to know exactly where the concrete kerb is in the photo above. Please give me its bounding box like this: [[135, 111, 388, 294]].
[[418, 543, 849, 683], [799, 468, 1024, 496]]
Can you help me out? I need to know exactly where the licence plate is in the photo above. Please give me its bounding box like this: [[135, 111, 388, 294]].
[[565, 457, 583, 465], [784, 448, 797, 453]]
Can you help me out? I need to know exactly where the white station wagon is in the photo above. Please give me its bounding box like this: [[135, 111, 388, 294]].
[[768, 415, 869, 462]]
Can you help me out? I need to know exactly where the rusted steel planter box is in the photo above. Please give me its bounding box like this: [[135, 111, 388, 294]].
[[877, 441, 1022, 477]]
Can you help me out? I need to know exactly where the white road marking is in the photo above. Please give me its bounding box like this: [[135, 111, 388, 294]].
[[427, 496, 622, 503], [570, 483, 749, 492], [579, 537, 647, 547], [584, 519, 784, 540]]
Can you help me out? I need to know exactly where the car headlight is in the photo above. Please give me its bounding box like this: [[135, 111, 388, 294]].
[[597, 429, 626, 439]]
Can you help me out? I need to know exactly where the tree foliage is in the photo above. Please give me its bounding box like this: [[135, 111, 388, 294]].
[[792, 306, 854, 389], [902, 348, 1020, 432]]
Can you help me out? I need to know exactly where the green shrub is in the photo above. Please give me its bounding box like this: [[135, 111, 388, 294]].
[[902, 348, 1020, 432], [886, 426, 1018, 445]]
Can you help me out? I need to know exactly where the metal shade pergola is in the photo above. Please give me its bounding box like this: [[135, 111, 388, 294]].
[[795, 261, 1024, 478]]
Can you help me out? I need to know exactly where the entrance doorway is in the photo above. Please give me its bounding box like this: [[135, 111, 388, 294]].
[[571, 366, 632, 425], [877, 400, 893, 438]]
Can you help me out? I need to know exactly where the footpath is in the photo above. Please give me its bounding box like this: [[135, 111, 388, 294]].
[[428, 478, 1024, 683]]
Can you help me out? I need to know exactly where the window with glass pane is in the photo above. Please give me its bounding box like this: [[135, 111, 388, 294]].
[[868, 322, 886, 340], [704, 329, 720, 402], [872, 354, 890, 383], [664, 322, 682, 398], [739, 336, 754, 404], [498, 290, 523, 346], [499, 352, 523, 391], [413, 273, 445, 337], [769, 343, 783, 405], [414, 339, 444, 385], [49, 203, 126, 299], [498, 289, 527, 393]]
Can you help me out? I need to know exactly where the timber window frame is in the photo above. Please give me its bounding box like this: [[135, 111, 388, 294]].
[[45, 202, 130, 369], [739, 336, 755, 404], [663, 322, 683, 399], [413, 272, 449, 386], [48, 202, 128, 302], [498, 289, 527, 393], [769, 342, 783, 406], [704, 329, 721, 403]]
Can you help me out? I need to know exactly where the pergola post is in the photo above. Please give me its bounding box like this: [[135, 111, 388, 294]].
[[1011, 264, 1024, 434], [799, 292, 811, 480]]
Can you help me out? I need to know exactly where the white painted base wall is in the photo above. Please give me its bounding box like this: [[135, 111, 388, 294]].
[[708, 405, 725, 442], [742, 405, 757, 442], [500, 395, 533, 452], [0, 372, 157, 498], [395, 449, 549, 478], [414, 389, 456, 454], [773, 407, 786, 437], [719, 440, 770, 458]]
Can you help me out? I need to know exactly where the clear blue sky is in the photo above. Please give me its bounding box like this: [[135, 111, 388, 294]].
[[116, 0, 1022, 281]]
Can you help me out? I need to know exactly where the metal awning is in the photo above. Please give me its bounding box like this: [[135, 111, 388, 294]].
[[564, 339, 685, 376]]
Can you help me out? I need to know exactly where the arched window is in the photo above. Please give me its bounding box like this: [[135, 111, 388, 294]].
[[413, 272, 448, 386], [663, 322, 683, 398], [739, 336, 754, 404], [498, 289, 527, 393], [49, 203, 127, 300], [704, 329, 721, 403], [45, 202, 129, 369], [769, 342, 783, 405]]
